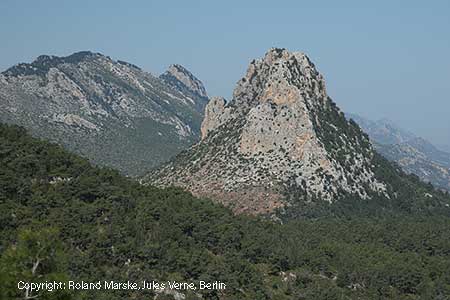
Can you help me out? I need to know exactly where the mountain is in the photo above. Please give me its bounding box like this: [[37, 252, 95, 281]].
[[2, 123, 450, 300], [145, 48, 450, 218], [346, 113, 416, 145], [160, 64, 208, 108], [380, 141, 450, 191], [348, 114, 450, 191], [0, 51, 208, 176]]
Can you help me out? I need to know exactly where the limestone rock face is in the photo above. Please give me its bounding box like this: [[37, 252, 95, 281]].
[[201, 96, 227, 139], [0, 52, 208, 175], [146, 49, 388, 214], [146, 48, 388, 215]]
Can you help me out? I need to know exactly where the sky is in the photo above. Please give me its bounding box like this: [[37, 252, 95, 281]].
[[1, 0, 449, 148]]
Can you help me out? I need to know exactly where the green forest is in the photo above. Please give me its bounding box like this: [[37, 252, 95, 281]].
[[1, 123, 450, 300]]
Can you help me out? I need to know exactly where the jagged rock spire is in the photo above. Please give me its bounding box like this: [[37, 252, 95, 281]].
[[147, 48, 387, 215]]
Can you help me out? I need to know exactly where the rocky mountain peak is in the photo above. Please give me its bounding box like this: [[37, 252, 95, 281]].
[[232, 48, 326, 110], [147, 49, 388, 216], [201, 48, 328, 140], [0, 51, 209, 175], [160, 64, 208, 98]]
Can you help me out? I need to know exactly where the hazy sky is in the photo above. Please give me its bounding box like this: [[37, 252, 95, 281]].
[[1, 0, 449, 148]]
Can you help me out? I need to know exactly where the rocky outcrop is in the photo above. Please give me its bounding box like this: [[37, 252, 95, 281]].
[[145, 48, 388, 215], [200, 96, 227, 139], [160, 64, 208, 98], [0, 52, 208, 176]]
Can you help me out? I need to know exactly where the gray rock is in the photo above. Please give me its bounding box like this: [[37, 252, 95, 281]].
[[146, 48, 388, 215], [0, 51, 208, 176], [160, 64, 208, 98]]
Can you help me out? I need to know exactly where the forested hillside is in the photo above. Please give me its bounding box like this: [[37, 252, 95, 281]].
[[1, 123, 450, 299]]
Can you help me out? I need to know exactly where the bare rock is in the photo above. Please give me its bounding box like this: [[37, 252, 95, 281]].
[[146, 48, 388, 216]]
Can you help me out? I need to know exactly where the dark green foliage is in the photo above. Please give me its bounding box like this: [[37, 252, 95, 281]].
[[1, 123, 450, 299], [1, 228, 73, 300]]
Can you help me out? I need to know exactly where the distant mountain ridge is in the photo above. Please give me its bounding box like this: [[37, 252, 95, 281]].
[[348, 114, 450, 191], [0, 51, 208, 176], [346, 113, 416, 145]]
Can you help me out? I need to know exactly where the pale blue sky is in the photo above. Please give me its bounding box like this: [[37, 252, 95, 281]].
[[1, 0, 449, 148]]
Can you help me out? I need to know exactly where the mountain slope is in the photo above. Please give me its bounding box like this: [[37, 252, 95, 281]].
[[160, 64, 208, 112], [346, 113, 416, 145], [2, 123, 450, 300], [380, 141, 450, 191], [348, 114, 450, 191], [145, 48, 450, 217], [0, 51, 208, 176]]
